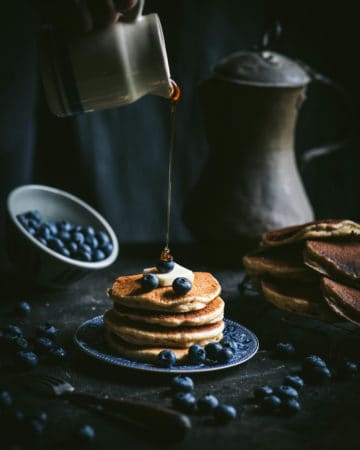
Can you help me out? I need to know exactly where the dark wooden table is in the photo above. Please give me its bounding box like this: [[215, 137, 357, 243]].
[[1, 244, 359, 450]]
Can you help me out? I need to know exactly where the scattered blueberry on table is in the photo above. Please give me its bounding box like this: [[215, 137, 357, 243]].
[[253, 385, 273, 401], [302, 355, 332, 384], [260, 395, 282, 412], [273, 342, 296, 360], [15, 301, 31, 316], [171, 375, 194, 392], [36, 323, 59, 339], [281, 398, 301, 416], [77, 424, 96, 444], [16, 351, 39, 369], [283, 375, 304, 390], [274, 385, 299, 400], [337, 361, 359, 380], [0, 390, 13, 408], [172, 392, 197, 412], [16, 210, 112, 262], [213, 404, 237, 424], [197, 394, 219, 413]]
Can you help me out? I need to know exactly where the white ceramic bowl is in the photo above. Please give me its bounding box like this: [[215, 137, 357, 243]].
[[7, 184, 119, 287]]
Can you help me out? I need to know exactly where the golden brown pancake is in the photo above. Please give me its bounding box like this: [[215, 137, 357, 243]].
[[321, 277, 360, 326], [112, 296, 224, 328], [104, 309, 224, 348], [243, 245, 316, 281], [105, 330, 190, 363], [108, 272, 221, 313], [304, 240, 360, 288], [261, 220, 360, 248], [260, 278, 338, 321]]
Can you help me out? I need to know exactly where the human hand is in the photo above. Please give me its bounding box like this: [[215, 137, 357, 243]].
[[34, 0, 139, 33]]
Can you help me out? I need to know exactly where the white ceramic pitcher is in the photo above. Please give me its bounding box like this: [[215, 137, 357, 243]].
[[40, 0, 172, 117]]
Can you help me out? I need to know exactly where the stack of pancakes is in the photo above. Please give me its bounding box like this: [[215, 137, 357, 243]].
[[104, 272, 225, 363], [243, 219, 360, 324]]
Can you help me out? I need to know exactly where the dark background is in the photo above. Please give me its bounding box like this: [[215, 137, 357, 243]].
[[1, 0, 359, 253]]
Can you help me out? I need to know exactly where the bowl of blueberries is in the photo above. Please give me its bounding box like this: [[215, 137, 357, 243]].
[[7, 184, 119, 287]]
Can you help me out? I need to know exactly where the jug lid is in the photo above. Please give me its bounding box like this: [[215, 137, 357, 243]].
[[213, 51, 311, 87]]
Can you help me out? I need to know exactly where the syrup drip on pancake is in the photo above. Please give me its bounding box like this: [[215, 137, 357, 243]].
[[162, 80, 181, 261]]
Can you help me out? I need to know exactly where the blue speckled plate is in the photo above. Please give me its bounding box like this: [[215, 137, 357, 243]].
[[74, 316, 259, 374]]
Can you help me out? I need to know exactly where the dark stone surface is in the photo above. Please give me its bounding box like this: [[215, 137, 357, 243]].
[[1, 244, 359, 450]]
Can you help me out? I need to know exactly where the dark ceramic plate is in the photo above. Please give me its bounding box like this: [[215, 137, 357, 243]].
[[74, 315, 259, 374]]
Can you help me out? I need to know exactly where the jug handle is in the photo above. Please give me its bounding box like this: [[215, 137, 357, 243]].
[[296, 61, 355, 170], [122, 0, 145, 22]]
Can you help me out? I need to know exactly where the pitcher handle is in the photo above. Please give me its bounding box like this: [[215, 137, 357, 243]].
[[297, 61, 355, 170], [122, 0, 145, 21]]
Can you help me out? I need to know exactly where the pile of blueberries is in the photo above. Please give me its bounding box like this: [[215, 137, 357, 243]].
[[0, 301, 66, 370], [141, 258, 193, 296], [157, 337, 237, 368], [252, 342, 359, 416], [170, 375, 237, 424], [16, 210, 113, 262]]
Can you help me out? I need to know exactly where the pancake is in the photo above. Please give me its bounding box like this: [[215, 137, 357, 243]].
[[260, 278, 338, 322], [243, 245, 316, 281], [304, 240, 360, 288], [112, 296, 224, 328], [105, 330, 190, 363], [108, 272, 221, 313], [104, 309, 224, 348], [321, 277, 360, 326], [261, 220, 360, 248]]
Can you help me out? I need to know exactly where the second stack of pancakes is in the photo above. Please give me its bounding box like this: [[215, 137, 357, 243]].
[[104, 272, 225, 363], [243, 219, 360, 324]]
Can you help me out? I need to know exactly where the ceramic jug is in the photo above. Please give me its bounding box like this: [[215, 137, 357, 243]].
[[184, 50, 348, 246]]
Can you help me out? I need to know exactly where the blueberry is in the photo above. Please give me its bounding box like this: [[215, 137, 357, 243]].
[[67, 241, 78, 254], [27, 219, 40, 230], [45, 222, 58, 235], [34, 337, 54, 354], [171, 375, 194, 392], [15, 301, 31, 316], [274, 342, 296, 360], [58, 230, 71, 242], [4, 324, 23, 336], [37, 237, 48, 246], [0, 390, 13, 408], [102, 242, 113, 256], [12, 336, 29, 352], [72, 232, 85, 245], [78, 243, 92, 254], [281, 398, 301, 416], [27, 419, 46, 437], [85, 235, 98, 249], [172, 392, 196, 412], [141, 273, 159, 291], [220, 337, 238, 353], [284, 375, 304, 390], [48, 237, 65, 252], [217, 347, 234, 363], [274, 385, 299, 400], [92, 249, 106, 261], [253, 385, 273, 401], [96, 231, 110, 247], [303, 355, 327, 370], [260, 395, 282, 412], [213, 404, 237, 424], [57, 220, 73, 232], [60, 247, 71, 258], [17, 214, 28, 228], [76, 250, 92, 262], [337, 361, 359, 380], [77, 424, 96, 444], [205, 342, 223, 361], [173, 277, 192, 295], [26, 227, 36, 236], [7, 409, 25, 424], [48, 346, 67, 362], [33, 411, 48, 423], [157, 349, 176, 368], [25, 210, 42, 222], [16, 351, 39, 369], [197, 394, 219, 413], [156, 259, 175, 273], [188, 344, 206, 365], [36, 323, 58, 339], [74, 225, 83, 233], [84, 226, 96, 236]]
